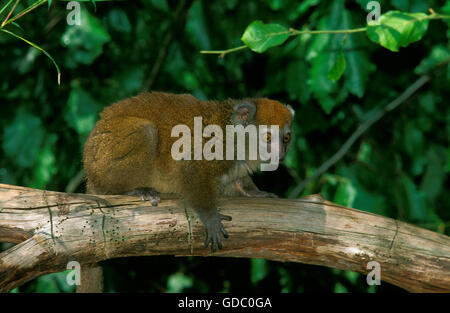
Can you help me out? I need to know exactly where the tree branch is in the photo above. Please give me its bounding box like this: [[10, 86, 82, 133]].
[[0, 183, 449, 292]]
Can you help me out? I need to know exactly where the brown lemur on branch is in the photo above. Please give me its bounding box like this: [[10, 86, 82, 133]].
[[83, 91, 294, 252]]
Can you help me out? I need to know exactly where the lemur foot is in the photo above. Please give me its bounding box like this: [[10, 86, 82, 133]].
[[203, 213, 232, 252], [126, 187, 161, 206]]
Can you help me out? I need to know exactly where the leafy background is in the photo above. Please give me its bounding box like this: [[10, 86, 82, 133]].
[[1, 0, 449, 293]]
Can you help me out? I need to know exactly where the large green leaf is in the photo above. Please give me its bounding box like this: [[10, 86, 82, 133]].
[[338, 166, 388, 216], [108, 9, 131, 33], [328, 53, 346, 82], [420, 147, 447, 200], [186, 1, 211, 50], [340, 10, 375, 97], [310, 51, 337, 113], [2, 111, 44, 168], [34, 272, 75, 293], [263, 0, 284, 10], [394, 174, 438, 223], [150, 0, 170, 12], [285, 37, 311, 103], [391, 0, 429, 12], [65, 87, 101, 136], [286, 59, 310, 102], [241, 20, 289, 53], [61, 7, 111, 68], [288, 0, 320, 21], [308, 15, 336, 113], [166, 272, 193, 292], [445, 147, 450, 173], [31, 134, 58, 189], [366, 11, 430, 52], [334, 178, 357, 208], [308, 0, 374, 111], [251, 259, 269, 285], [415, 45, 450, 74]]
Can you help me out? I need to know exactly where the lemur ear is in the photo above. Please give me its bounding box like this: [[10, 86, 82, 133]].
[[287, 104, 295, 117], [232, 101, 256, 126]]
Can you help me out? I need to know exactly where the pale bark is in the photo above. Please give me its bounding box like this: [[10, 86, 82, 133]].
[[0, 183, 449, 292]]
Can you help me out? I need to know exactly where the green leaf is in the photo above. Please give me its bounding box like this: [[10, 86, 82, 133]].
[[420, 147, 447, 200], [308, 15, 337, 113], [286, 59, 310, 102], [394, 173, 442, 224], [31, 134, 58, 189], [288, 0, 319, 21], [445, 147, 450, 173], [2, 111, 44, 168], [391, 0, 428, 12], [395, 175, 425, 221], [328, 53, 346, 82], [34, 272, 75, 293], [334, 178, 357, 208], [285, 38, 311, 103], [308, 0, 356, 112], [117, 67, 145, 97], [241, 20, 290, 53], [344, 271, 360, 284], [334, 282, 348, 293], [263, 0, 284, 11], [167, 272, 193, 292], [186, 1, 211, 50], [338, 166, 388, 216], [340, 10, 375, 97], [65, 87, 101, 136], [357, 141, 372, 163], [251, 259, 269, 284], [403, 122, 423, 157], [150, 0, 170, 12], [310, 53, 337, 113], [108, 9, 131, 33], [415, 45, 450, 74], [443, 0, 450, 14], [366, 11, 430, 52], [61, 7, 111, 68], [0, 167, 16, 185], [278, 267, 292, 292]]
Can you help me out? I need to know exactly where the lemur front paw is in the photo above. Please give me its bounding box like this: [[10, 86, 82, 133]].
[[126, 187, 161, 206], [203, 213, 232, 252]]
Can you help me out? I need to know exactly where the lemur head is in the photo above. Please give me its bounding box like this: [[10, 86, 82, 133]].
[[231, 98, 294, 163]]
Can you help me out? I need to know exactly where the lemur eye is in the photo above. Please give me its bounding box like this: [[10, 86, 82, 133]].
[[283, 133, 291, 143], [263, 132, 272, 143]]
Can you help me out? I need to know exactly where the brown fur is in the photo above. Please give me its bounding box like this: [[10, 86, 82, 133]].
[[84, 92, 292, 200], [83, 91, 293, 251]]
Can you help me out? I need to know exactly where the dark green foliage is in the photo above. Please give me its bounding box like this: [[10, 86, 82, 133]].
[[1, 0, 449, 293]]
